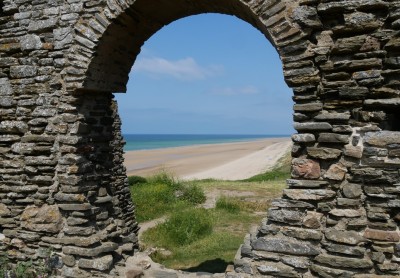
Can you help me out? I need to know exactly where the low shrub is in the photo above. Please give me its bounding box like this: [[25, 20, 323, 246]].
[[215, 197, 240, 213], [160, 208, 213, 246], [130, 172, 206, 222], [178, 184, 206, 204], [128, 175, 147, 185], [147, 172, 178, 188]]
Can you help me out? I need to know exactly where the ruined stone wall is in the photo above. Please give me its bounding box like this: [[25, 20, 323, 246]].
[[0, 0, 399, 277], [234, 1, 400, 277], [0, 0, 138, 272]]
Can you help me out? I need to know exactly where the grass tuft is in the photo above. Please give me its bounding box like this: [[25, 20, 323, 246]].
[[158, 208, 213, 246], [215, 196, 241, 213], [129, 172, 206, 222], [128, 175, 147, 185]]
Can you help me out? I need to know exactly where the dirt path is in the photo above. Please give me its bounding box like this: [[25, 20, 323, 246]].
[[127, 187, 261, 278], [138, 188, 260, 239]]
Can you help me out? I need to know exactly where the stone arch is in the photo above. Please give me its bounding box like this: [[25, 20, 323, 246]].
[[66, 0, 311, 94], [1, 0, 400, 277]]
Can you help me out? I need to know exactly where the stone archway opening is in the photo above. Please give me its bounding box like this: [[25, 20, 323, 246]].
[[112, 12, 293, 273], [64, 0, 307, 275]]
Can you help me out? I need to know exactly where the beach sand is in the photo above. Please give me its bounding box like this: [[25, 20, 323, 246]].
[[123, 137, 292, 180]]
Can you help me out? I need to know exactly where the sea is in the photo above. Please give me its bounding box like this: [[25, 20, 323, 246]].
[[123, 134, 289, 151]]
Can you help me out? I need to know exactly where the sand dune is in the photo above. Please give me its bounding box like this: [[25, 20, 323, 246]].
[[124, 137, 291, 180]]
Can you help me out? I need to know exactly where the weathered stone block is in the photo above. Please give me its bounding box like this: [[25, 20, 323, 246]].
[[62, 242, 118, 257], [286, 179, 328, 188], [294, 102, 323, 112], [324, 242, 366, 256], [78, 255, 113, 271], [294, 122, 332, 131], [28, 18, 58, 32], [251, 237, 320, 256], [282, 227, 323, 241], [329, 208, 362, 217], [311, 264, 355, 277], [303, 211, 323, 228], [339, 87, 369, 99], [342, 182, 363, 198], [0, 204, 11, 216], [54, 27, 74, 49], [0, 121, 28, 134], [20, 34, 42, 51], [291, 133, 315, 143], [20, 205, 63, 233], [257, 262, 301, 277], [62, 255, 76, 267], [64, 225, 95, 236], [0, 78, 13, 95], [10, 65, 37, 78], [284, 189, 336, 201], [271, 199, 314, 209], [318, 133, 350, 144], [364, 98, 400, 107], [54, 192, 86, 202], [337, 198, 361, 207], [307, 147, 342, 160], [332, 35, 367, 53], [314, 110, 351, 121], [345, 145, 363, 159], [363, 147, 389, 157], [291, 158, 321, 179], [314, 254, 373, 269], [325, 229, 366, 245], [324, 163, 347, 181], [364, 131, 400, 147], [268, 208, 305, 225], [291, 5, 322, 28], [364, 228, 400, 242], [58, 204, 93, 211], [42, 235, 100, 247]]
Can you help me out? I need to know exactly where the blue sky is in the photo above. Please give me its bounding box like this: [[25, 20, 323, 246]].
[[114, 13, 294, 135]]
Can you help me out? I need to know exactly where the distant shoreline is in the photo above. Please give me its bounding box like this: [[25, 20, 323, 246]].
[[123, 137, 291, 180], [122, 134, 291, 151]]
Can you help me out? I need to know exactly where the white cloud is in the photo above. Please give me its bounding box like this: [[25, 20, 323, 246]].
[[211, 85, 260, 96], [133, 56, 223, 80]]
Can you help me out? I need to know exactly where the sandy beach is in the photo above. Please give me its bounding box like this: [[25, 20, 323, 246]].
[[123, 137, 292, 180]]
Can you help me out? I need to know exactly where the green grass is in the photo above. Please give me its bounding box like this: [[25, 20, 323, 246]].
[[215, 196, 241, 213], [142, 207, 257, 272], [129, 172, 206, 222], [145, 208, 213, 246], [131, 151, 291, 272], [138, 177, 287, 271]]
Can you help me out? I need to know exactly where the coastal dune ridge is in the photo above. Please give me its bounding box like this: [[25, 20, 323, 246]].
[[123, 137, 292, 180]]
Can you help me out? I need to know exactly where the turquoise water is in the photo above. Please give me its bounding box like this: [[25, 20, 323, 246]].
[[123, 134, 289, 151]]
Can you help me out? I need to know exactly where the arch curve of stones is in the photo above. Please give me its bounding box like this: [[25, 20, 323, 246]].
[[0, 0, 400, 277]]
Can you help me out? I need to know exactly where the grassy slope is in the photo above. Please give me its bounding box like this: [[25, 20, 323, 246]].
[[129, 151, 291, 272]]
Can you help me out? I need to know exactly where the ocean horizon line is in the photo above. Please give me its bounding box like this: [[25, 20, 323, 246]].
[[122, 133, 291, 136], [122, 134, 290, 151]]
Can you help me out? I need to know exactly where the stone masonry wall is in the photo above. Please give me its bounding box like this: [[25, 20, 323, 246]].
[[0, 0, 399, 277], [232, 1, 400, 277]]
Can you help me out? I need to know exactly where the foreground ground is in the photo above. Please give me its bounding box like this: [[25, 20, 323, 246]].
[[123, 151, 291, 276]]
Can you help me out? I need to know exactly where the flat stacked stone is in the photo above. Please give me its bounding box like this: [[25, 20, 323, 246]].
[[1, 0, 399, 277]]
